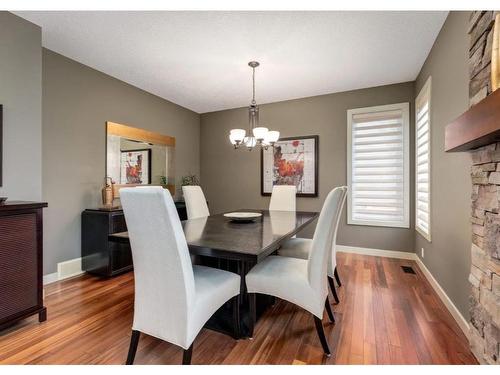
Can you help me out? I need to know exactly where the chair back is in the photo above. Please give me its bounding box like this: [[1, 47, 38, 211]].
[[183, 185, 210, 219], [120, 187, 195, 345], [328, 186, 348, 275], [307, 187, 344, 296], [269, 185, 296, 211]]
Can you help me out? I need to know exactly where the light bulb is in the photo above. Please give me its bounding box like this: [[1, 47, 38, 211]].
[[266, 130, 280, 144], [252, 127, 269, 142], [229, 129, 246, 146]]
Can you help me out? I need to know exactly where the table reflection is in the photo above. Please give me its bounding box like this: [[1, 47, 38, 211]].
[[181, 210, 316, 258]]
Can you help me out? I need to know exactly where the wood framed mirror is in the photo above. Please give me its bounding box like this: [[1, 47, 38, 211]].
[[106, 121, 176, 198]]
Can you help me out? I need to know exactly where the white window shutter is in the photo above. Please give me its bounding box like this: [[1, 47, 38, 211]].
[[347, 103, 410, 228], [416, 78, 432, 241]]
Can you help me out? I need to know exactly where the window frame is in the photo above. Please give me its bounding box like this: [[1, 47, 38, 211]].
[[415, 77, 432, 242], [347, 102, 410, 229]]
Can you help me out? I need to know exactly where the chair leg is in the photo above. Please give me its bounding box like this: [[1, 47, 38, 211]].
[[232, 295, 241, 339], [182, 343, 193, 365], [324, 297, 335, 324], [328, 276, 340, 304], [126, 330, 140, 365], [313, 316, 331, 357], [248, 292, 256, 338], [334, 267, 342, 287]]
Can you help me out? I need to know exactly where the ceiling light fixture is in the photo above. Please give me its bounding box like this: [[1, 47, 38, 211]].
[[229, 61, 279, 150]]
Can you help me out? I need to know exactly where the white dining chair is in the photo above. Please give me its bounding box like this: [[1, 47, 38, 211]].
[[269, 185, 296, 211], [277, 186, 347, 304], [183, 185, 210, 220], [120, 187, 240, 365], [245, 187, 345, 356]]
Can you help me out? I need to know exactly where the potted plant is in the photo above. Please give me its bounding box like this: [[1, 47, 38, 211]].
[[179, 174, 200, 200], [181, 174, 200, 187]]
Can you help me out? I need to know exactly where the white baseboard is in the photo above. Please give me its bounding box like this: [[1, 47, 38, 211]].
[[57, 257, 83, 279], [414, 256, 470, 337], [43, 272, 58, 285], [43, 257, 84, 286], [337, 245, 469, 338], [337, 245, 416, 260]]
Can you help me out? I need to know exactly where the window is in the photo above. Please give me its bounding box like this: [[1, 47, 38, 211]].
[[415, 77, 432, 241], [347, 103, 410, 228]]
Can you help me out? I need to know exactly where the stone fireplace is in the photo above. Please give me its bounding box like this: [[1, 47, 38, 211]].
[[446, 11, 500, 365], [469, 143, 500, 364]]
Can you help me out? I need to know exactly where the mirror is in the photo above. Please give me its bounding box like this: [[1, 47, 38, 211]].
[[106, 121, 175, 197]]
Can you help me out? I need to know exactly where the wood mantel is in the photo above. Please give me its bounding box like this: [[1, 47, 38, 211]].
[[445, 88, 500, 152]]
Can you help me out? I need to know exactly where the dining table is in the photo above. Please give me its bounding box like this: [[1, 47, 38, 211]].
[[109, 209, 318, 338]]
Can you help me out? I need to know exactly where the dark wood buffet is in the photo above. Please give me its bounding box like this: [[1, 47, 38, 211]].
[[81, 201, 188, 277], [0, 201, 48, 330]]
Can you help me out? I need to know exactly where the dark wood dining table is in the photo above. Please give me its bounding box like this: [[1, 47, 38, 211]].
[[109, 209, 318, 338]]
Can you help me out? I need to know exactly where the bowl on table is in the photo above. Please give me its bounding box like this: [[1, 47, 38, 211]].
[[223, 212, 262, 223]]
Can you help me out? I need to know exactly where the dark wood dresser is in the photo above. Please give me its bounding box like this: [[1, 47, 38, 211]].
[[0, 201, 48, 330], [81, 201, 187, 277]]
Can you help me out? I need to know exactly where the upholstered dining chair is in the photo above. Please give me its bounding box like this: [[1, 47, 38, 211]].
[[277, 186, 347, 304], [269, 185, 296, 211], [120, 187, 240, 365], [183, 185, 210, 219], [245, 187, 345, 356]]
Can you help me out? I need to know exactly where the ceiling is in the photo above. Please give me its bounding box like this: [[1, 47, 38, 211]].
[[16, 11, 448, 113]]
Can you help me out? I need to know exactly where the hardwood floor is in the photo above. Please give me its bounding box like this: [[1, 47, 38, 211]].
[[0, 253, 476, 364]]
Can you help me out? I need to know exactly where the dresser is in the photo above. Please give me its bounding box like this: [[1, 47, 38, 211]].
[[0, 201, 48, 330], [81, 201, 187, 277]]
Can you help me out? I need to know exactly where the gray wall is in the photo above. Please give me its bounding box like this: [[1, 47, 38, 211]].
[[42, 49, 200, 274], [200, 82, 416, 252], [0, 12, 42, 201], [414, 11, 472, 318]]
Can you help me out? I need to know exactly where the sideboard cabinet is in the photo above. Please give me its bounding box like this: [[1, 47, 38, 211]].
[[0, 201, 48, 330], [81, 201, 187, 277]]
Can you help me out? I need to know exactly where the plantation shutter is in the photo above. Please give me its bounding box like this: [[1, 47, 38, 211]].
[[416, 78, 432, 241], [347, 103, 410, 228]]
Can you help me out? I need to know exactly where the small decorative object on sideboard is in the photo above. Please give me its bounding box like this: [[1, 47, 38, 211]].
[[0, 197, 7, 205], [101, 176, 117, 208]]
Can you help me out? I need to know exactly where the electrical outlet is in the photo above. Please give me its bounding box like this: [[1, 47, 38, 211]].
[[421, 247, 425, 258]]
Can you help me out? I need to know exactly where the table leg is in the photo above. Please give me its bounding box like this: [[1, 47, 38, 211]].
[[200, 258, 273, 340]]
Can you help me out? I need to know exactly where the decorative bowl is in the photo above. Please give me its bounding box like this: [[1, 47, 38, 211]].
[[223, 212, 262, 223]]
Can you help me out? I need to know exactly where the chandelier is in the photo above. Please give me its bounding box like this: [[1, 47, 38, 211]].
[[229, 61, 280, 150]]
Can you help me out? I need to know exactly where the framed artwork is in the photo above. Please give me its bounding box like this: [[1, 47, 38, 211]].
[[261, 135, 319, 197], [120, 149, 151, 185]]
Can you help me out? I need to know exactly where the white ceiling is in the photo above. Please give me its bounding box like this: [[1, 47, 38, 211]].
[[16, 11, 448, 113]]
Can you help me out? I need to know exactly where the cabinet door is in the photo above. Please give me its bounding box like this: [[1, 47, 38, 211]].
[[110, 213, 127, 233], [110, 213, 133, 275], [110, 243, 133, 275], [0, 213, 39, 321]]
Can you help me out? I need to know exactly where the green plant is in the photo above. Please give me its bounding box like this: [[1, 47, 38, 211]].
[[181, 174, 200, 186], [160, 176, 168, 185]]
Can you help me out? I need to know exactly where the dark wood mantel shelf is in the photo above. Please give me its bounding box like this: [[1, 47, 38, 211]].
[[445, 88, 500, 152]]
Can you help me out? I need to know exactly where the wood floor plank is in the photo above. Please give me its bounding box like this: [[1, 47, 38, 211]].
[[0, 253, 477, 365]]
